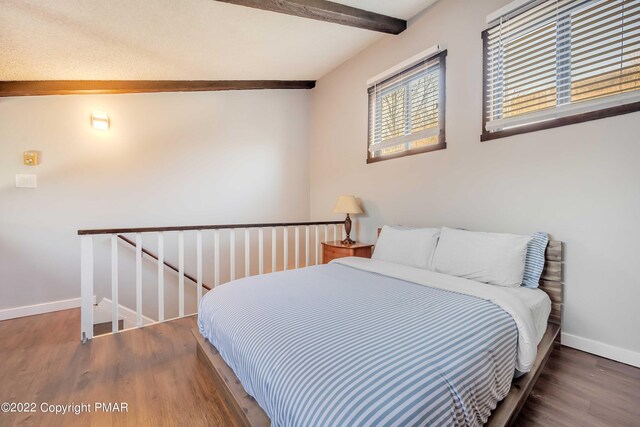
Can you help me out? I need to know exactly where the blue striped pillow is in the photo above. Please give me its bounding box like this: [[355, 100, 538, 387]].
[[522, 232, 549, 288]]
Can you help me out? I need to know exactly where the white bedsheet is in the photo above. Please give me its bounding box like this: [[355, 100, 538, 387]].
[[505, 285, 551, 345], [332, 257, 550, 373]]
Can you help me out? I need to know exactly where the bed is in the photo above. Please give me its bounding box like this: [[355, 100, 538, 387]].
[[194, 229, 563, 427]]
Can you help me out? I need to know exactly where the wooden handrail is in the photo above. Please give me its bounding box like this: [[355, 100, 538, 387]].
[[78, 220, 344, 235], [117, 235, 212, 291]]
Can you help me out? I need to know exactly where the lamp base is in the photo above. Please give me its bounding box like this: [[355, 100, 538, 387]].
[[342, 214, 356, 245], [341, 237, 356, 245]]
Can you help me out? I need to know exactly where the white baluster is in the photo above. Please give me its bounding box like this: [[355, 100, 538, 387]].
[[324, 225, 329, 263], [245, 229, 251, 277], [271, 228, 277, 273], [136, 233, 143, 327], [259, 228, 264, 275], [214, 230, 220, 287], [158, 232, 164, 322], [80, 235, 94, 342], [178, 231, 184, 318], [295, 226, 300, 269], [111, 235, 119, 333], [197, 230, 203, 309], [305, 226, 310, 267], [315, 226, 320, 265], [284, 227, 289, 270], [334, 224, 338, 241], [230, 229, 236, 280]]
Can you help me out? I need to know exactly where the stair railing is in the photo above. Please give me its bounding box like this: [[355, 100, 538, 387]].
[[117, 234, 213, 291], [78, 221, 344, 342]]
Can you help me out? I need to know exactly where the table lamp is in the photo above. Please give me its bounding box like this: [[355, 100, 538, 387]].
[[332, 195, 363, 245]]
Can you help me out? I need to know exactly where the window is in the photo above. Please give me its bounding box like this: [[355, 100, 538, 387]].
[[482, 0, 640, 140], [367, 50, 446, 163]]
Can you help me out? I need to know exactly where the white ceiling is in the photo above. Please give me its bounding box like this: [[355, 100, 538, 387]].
[[0, 0, 438, 81]]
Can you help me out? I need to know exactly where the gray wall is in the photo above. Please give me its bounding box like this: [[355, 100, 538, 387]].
[[0, 90, 311, 317], [309, 0, 640, 357]]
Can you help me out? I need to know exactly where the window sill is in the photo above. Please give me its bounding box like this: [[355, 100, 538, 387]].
[[481, 101, 640, 142], [366, 142, 446, 164]]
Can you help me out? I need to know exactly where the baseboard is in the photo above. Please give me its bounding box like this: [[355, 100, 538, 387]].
[[562, 332, 640, 368], [0, 296, 96, 322]]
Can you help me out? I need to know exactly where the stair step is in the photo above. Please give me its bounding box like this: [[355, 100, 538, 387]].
[[93, 319, 124, 336]]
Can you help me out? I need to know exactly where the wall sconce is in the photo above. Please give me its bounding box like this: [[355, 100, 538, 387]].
[[91, 111, 110, 130]]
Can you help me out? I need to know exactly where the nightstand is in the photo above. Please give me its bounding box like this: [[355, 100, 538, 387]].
[[322, 241, 373, 264]]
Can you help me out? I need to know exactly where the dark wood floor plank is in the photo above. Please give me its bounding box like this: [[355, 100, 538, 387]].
[[545, 357, 640, 408], [588, 400, 640, 427], [518, 345, 640, 427], [1, 309, 639, 426], [0, 309, 236, 426], [597, 356, 640, 381]]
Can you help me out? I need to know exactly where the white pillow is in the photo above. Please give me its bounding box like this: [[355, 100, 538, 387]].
[[432, 227, 531, 287], [372, 225, 440, 269]]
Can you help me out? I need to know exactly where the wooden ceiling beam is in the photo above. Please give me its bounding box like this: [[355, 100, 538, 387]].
[[214, 0, 407, 34], [0, 80, 316, 97]]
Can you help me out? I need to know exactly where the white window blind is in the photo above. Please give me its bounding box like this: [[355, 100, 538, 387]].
[[483, 0, 640, 136], [367, 51, 446, 162]]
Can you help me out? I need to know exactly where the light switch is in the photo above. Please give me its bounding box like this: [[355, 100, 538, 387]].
[[15, 174, 37, 188]]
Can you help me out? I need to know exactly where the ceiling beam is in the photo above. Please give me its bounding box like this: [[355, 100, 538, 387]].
[[0, 80, 316, 97], [214, 0, 407, 34]]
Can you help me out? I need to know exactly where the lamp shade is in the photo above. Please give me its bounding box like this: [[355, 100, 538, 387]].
[[332, 195, 363, 214]]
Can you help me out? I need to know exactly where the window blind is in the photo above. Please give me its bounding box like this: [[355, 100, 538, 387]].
[[483, 0, 640, 135], [367, 51, 446, 161]]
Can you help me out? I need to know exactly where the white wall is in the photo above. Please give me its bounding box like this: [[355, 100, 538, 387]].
[[0, 90, 311, 317], [309, 0, 640, 358]]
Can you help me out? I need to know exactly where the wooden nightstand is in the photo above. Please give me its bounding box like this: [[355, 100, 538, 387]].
[[322, 241, 373, 264]]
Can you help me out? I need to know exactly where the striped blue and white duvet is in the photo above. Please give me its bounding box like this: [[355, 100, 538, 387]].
[[199, 258, 525, 427]]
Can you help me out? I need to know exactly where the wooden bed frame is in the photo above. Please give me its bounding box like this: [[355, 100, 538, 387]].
[[193, 230, 563, 427]]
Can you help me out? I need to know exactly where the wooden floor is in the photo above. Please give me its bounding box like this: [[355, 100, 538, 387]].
[[1, 309, 638, 426]]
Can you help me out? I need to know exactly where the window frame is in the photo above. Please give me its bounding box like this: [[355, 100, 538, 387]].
[[481, 0, 640, 142], [367, 50, 447, 164]]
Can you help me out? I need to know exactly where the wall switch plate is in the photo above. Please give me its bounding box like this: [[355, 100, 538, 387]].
[[15, 174, 37, 188]]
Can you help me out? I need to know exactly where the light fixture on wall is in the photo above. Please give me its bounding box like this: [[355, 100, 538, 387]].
[[332, 195, 364, 245], [91, 111, 110, 130]]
